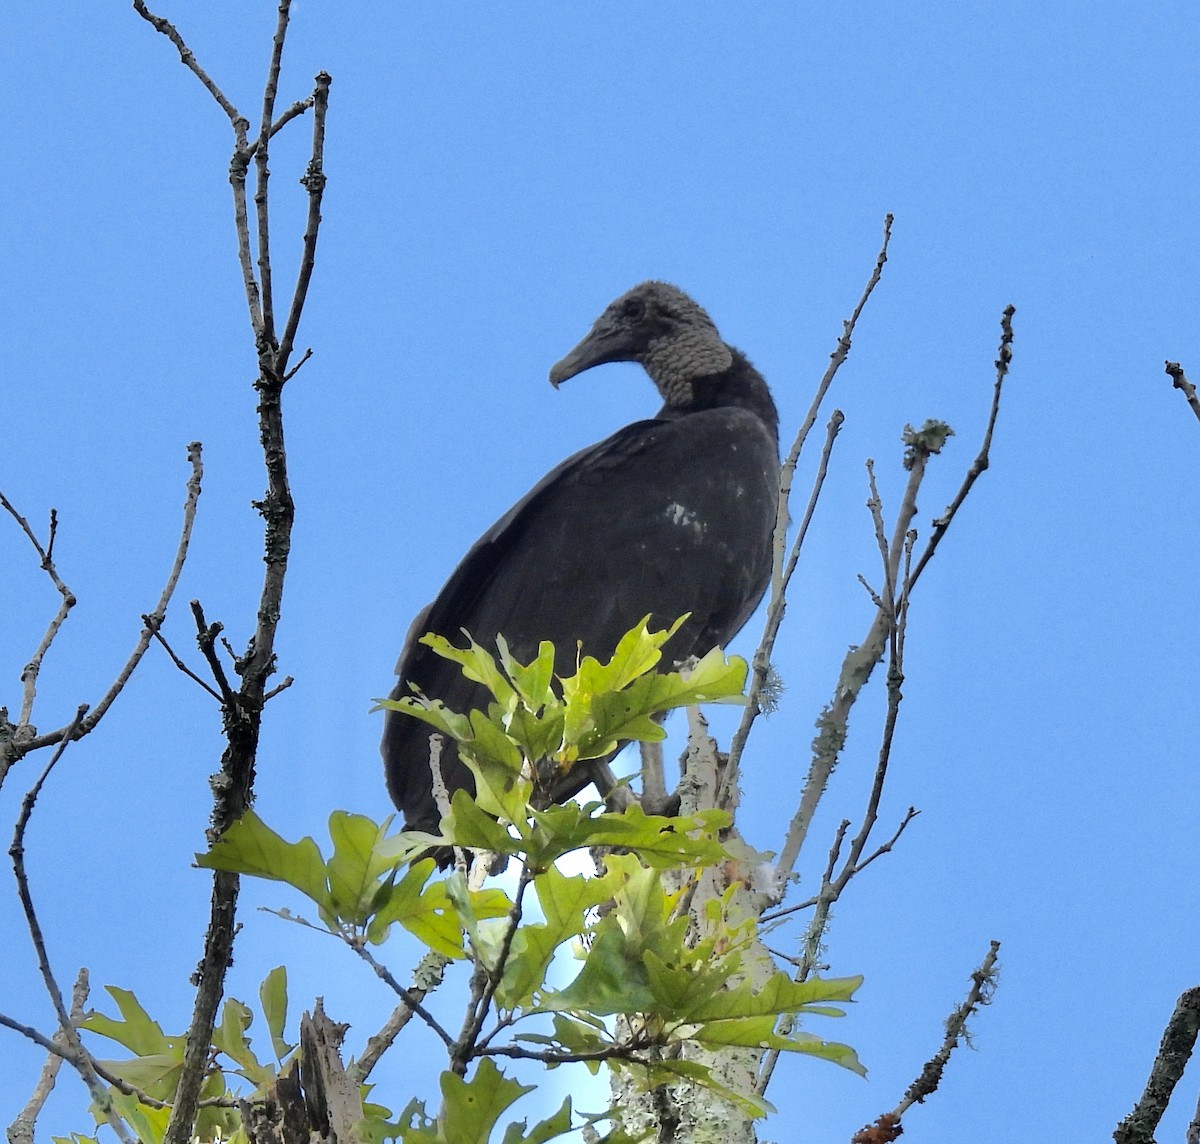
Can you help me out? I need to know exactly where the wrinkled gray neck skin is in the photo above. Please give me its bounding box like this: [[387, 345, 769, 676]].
[[644, 320, 735, 409]]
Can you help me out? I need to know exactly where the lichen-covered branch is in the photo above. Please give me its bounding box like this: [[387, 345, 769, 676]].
[[1114, 986, 1200, 1144], [892, 940, 1001, 1117], [351, 952, 451, 1083], [777, 423, 950, 877], [725, 215, 894, 798]]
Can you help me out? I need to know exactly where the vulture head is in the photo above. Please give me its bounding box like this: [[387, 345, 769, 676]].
[[549, 281, 735, 408]]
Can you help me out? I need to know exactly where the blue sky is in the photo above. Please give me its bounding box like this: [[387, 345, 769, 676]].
[[2, 3, 1199, 1140]]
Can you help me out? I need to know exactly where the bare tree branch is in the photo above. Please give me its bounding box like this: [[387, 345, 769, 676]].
[[146, 619, 223, 700], [346, 942, 456, 1049], [2, 443, 204, 788], [277, 71, 331, 373], [6, 970, 89, 1144], [254, 1, 293, 347], [1164, 361, 1200, 425], [351, 952, 451, 1083], [132, 1, 242, 124], [776, 423, 948, 878], [722, 409, 843, 806], [891, 939, 1001, 1119], [8, 709, 135, 1144], [724, 214, 894, 802], [909, 305, 1015, 588], [1115, 986, 1200, 1144], [133, 6, 332, 1139], [0, 499, 75, 734]]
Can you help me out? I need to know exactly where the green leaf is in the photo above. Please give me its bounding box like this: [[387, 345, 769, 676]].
[[535, 864, 623, 933], [92, 1054, 182, 1103], [642, 950, 732, 1018], [81, 987, 182, 1058], [496, 636, 556, 712], [525, 802, 730, 869], [327, 811, 403, 924], [110, 1093, 172, 1144], [620, 1056, 775, 1119], [459, 716, 531, 825], [377, 693, 474, 746], [499, 1096, 574, 1144], [538, 924, 656, 1016], [442, 789, 523, 855], [213, 997, 271, 1084], [439, 1058, 534, 1143], [685, 973, 862, 1022], [369, 860, 469, 957], [259, 965, 293, 1062], [197, 809, 331, 915], [421, 632, 518, 712], [443, 872, 518, 968], [514, 1014, 614, 1076]]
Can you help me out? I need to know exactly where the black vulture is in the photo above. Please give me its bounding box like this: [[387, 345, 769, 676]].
[[382, 281, 780, 835]]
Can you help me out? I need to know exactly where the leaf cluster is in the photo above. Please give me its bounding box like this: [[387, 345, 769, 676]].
[[79, 621, 863, 1141]]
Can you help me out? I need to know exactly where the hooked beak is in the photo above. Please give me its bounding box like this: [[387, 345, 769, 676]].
[[548, 322, 641, 388]]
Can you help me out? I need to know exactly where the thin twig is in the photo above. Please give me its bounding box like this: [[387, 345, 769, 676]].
[[6, 970, 89, 1144], [264, 97, 314, 148], [9, 710, 134, 1143], [1115, 986, 1200, 1144], [263, 675, 295, 702], [0, 497, 76, 732], [1165, 361, 1200, 425], [777, 424, 947, 878], [0, 1003, 234, 1114], [133, 2, 242, 124], [277, 71, 332, 373], [909, 305, 1015, 588], [452, 864, 535, 1076], [780, 214, 894, 537], [721, 410, 843, 805], [756, 818, 848, 1094], [282, 346, 313, 383], [724, 220, 893, 802], [351, 951, 450, 1083], [160, 25, 324, 1144], [479, 1039, 649, 1066], [190, 601, 237, 705], [12, 444, 203, 767], [145, 618, 222, 701], [892, 940, 1001, 1118], [347, 942, 455, 1048], [254, 1, 294, 347]]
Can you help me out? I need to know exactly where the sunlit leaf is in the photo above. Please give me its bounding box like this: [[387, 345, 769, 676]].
[[326, 812, 405, 924], [498, 1096, 574, 1144], [196, 810, 331, 914], [213, 997, 270, 1083], [369, 860, 469, 957], [439, 1058, 534, 1142], [259, 965, 294, 1062], [82, 987, 181, 1057]]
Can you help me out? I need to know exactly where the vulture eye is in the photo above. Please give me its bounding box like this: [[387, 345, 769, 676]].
[[621, 296, 646, 322]]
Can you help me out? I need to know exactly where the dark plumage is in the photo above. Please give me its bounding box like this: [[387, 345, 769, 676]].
[[382, 281, 780, 835]]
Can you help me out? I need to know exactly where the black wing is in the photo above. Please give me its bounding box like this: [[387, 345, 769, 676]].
[[383, 407, 778, 831]]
